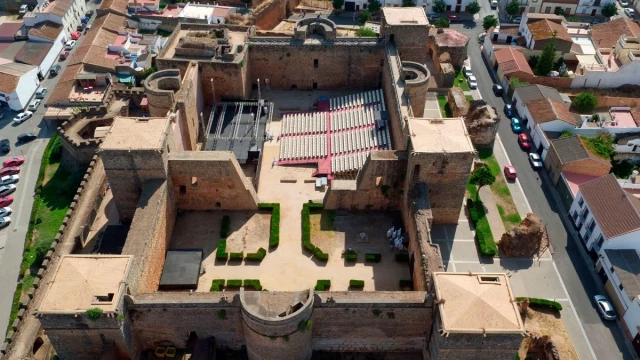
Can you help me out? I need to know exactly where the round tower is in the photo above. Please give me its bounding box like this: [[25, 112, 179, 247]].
[[143, 69, 181, 117], [402, 61, 430, 117]]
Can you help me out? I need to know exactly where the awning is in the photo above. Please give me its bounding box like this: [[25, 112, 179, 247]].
[[117, 73, 135, 84], [75, 73, 97, 80]]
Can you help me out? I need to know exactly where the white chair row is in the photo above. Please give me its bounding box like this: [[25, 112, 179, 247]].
[[281, 112, 327, 136], [330, 108, 378, 131], [332, 152, 370, 173], [329, 89, 385, 111], [279, 135, 327, 160], [331, 127, 381, 155]]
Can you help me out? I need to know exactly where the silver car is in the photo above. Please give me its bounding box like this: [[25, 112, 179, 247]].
[[528, 153, 543, 169], [594, 295, 616, 321], [0, 184, 16, 196], [0, 216, 10, 228], [0, 175, 19, 185], [0, 207, 11, 217], [467, 75, 478, 89]]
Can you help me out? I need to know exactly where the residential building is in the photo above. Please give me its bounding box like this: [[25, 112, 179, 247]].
[[493, 47, 534, 90], [524, 0, 615, 16], [575, 106, 640, 135], [0, 62, 41, 110], [544, 136, 612, 185], [177, 3, 236, 24], [14, 42, 61, 78], [345, 0, 426, 11], [573, 34, 640, 88], [616, 131, 640, 164], [591, 18, 640, 52], [128, 0, 160, 12], [520, 17, 573, 52], [97, 0, 128, 16], [23, 0, 87, 38]]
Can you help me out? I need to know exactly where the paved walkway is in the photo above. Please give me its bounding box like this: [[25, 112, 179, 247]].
[[477, 185, 506, 240]]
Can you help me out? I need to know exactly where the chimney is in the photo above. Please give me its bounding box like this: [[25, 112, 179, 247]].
[[631, 170, 639, 184]]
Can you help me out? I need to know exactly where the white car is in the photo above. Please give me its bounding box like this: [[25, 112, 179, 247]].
[[467, 75, 478, 89], [625, 8, 635, 17], [0, 207, 11, 217], [65, 40, 76, 50], [0, 175, 18, 185], [0, 216, 10, 228], [0, 184, 16, 196], [463, 65, 473, 79], [619, 0, 629, 7], [529, 153, 543, 169], [512, 16, 522, 24], [490, 0, 498, 7], [13, 111, 33, 124], [35, 88, 47, 99], [27, 99, 41, 111]]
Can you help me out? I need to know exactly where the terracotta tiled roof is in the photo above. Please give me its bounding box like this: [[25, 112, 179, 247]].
[[0, 62, 37, 94], [431, 28, 469, 47], [0, 72, 20, 94], [551, 136, 611, 166], [102, 13, 130, 33], [47, 63, 82, 105], [495, 47, 533, 76], [631, 108, 640, 127], [527, 19, 571, 43], [526, 98, 577, 125], [28, 21, 63, 42], [98, 0, 128, 16], [50, 0, 73, 17], [579, 174, 640, 239], [525, 13, 564, 23], [591, 18, 640, 49]]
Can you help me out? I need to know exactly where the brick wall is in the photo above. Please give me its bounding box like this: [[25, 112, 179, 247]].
[[248, 43, 384, 90], [174, 62, 203, 150], [382, 23, 429, 65], [252, 0, 296, 30], [562, 158, 612, 179]]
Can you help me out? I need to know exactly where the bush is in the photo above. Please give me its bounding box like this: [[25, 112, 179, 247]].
[[395, 252, 409, 262], [220, 215, 231, 238], [399, 280, 413, 290], [227, 279, 242, 287], [476, 227, 498, 256], [516, 297, 563, 311], [259, 203, 280, 248], [244, 279, 262, 290], [315, 279, 331, 291], [313, 247, 329, 261], [229, 252, 243, 260], [216, 240, 228, 260], [572, 93, 598, 113], [349, 280, 365, 288], [580, 133, 615, 160], [86, 308, 103, 321], [332, 0, 344, 9], [365, 253, 381, 262], [210, 279, 225, 291], [245, 247, 267, 261], [345, 252, 357, 261], [467, 198, 478, 223], [355, 27, 377, 37], [434, 18, 450, 28]]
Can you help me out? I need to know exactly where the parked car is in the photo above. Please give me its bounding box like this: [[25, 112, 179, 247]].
[[619, 0, 629, 7], [429, 14, 442, 22], [71, 31, 82, 40], [0, 216, 10, 229], [17, 133, 37, 143], [18, 4, 28, 15], [504, 104, 514, 117], [0, 139, 9, 153], [3, 157, 24, 167], [81, 16, 90, 24], [59, 51, 70, 61], [28, 99, 42, 110], [490, 0, 498, 8], [0, 175, 19, 185], [448, 15, 462, 23], [0, 207, 11, 217], [0, 184, 16, 196], [518, 134, 532, 150], [0, 196, 13, 207], [591, 18, 603, 24], [0, 167, 19, 177], [76, 23, 86, 31], [463, 65, 472, 79], [49, 65, 61, 77], [35, 88, 47, 99], [594, 295, 616, 321], [65, 40, 77, 50], [478, 31, 486, 43], [512, 16, 522, 24], [467, 75, 478, 89], [625, 8, 635, 18], [492, 84, 503, 96], [528, 153, 543, 169], [510, 117, 522, 133], [12, 111, 33, 124], [85, 10, 95, 17], [503, 165, 517, 180]]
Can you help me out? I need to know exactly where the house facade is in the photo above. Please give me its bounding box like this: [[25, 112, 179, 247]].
[[23, 0, 87, 38], [0, 62, 41, 110], [544, 136, 612, 185]]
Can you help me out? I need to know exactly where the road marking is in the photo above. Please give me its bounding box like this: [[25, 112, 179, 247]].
[[12, 140, 44, 231]]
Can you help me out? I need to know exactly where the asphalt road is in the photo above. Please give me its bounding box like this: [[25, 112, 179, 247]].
[[451, 8, 636, 359], [0, 3, 99, 333]]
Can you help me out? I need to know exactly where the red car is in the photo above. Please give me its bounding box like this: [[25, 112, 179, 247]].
[[448, 15, 462, 23], [59, 51, 69, 61], [71, 31, 82, 40], [0, 196, 13, 207], [0, 167, 20, 177], [3, 156, 24, 167], [504, 165, 517, 181], [517, 134, 532, 150]]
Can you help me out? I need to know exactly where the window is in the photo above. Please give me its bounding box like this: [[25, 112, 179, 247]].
[[619, 283, 625, 291], [478, 276, 501, 284], [588, 220, 596, 232], [191, 177, 198, 188], [611, 266, 615, 273], [565, 7, 571, 15], [179, 185, 186, 195], [314, 59, 318, 68], [530, 7, 535, 12], [578, 197, 584, 207], [573, 211, 579, 221], [596, 234, 605, 249], [545, 6, 551, 13]]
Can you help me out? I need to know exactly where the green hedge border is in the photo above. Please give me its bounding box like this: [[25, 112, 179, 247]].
[[216, 240, 228, 260], [229, 252, 243, 260], [210, 279, 263, 291], [315, 279, 331, 291], [349, 280, 365, 288], [258, 203, 280, 248], [243, 279, 262, 291], [516, 297, 563, 311], [365, 253, 381, 262], [466, 190, 497, 257], [302, 202, 329, 261], [210, 279, 225, 291], [345, 253, 357, 261], [245, 247, 267, 261], [220, 215, 231, 238]]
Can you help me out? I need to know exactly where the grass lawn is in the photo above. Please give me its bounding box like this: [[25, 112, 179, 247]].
[[477, 147, 522, 230], [466, 183, 497, 257], [6, 135, 85, 333], [454, 70, 470, 91], [436, 95, 453, 117]]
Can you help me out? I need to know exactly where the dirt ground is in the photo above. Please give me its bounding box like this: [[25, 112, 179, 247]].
[[519, 307, 579, 360]]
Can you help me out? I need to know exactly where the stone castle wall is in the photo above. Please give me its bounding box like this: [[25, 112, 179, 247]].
[[174, 62, 203, 150], [144, 69, 181, 117]]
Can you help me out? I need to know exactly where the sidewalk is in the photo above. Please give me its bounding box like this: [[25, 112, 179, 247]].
[[478, 184, 506, 240]]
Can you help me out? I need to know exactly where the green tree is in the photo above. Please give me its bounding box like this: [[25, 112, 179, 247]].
[[554, 8, 565, 16], [469, 166, 496, 199], [402, 0, 416, 6], [434, 18, 450, 28], [359, 10, 372, 24], [332, 0, 344, 10], [528, 55, 539, 69], [602, 3, 618, 17], [433, 0, 446, 13], [572, 93, 598, 113], [559, 131, 574, 139], [506, 0, 520, 17], [368, 0, 381, 12], [483, 15, 498, 31], [467, 1, 481, 14], [535, 32, 556, 76]]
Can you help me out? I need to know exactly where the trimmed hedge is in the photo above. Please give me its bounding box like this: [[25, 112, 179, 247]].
[[302, 202, 329, 261], [399, 280, 413, 290], [245, 247, 267, 261], [216, 240, 228, 260], [467, 198, 478, 222], [365, 253, 381, 262], [345, 252, 357, 261], [227, 279, 243, 287], [229, 252, 243, 260], [220, 215, 231, 238], [259, 203, 280, 248], [244, 279, 262, 291], [467, 194, 498, 257], [516, 297, 563, 311], [395, 252, 409, 262], [349, 280, 365, 288], [315, 279, 331, 291], [210, 279, 225, 292]]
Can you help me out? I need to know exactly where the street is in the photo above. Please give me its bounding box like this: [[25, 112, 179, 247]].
[[0, 1, 98, 334], [449, 3, 636, 358]]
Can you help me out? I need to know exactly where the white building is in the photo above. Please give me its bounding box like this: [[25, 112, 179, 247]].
[[0, 62, 41, 111], [178, 3, 236, 24], [344, 0, 426, 11], [23, 0, 87, 38], [573, 34, 640, 89]]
